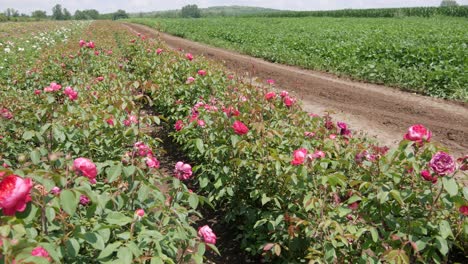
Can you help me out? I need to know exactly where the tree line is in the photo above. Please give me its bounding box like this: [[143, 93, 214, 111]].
[[1, 4, 129, 22]]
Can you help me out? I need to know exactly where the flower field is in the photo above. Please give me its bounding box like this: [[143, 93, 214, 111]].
[[1, 20, 467, 263], [129, 17, 468, 101]]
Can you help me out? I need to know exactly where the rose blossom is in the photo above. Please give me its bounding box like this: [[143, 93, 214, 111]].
[[280, 90, 289, 97], [174, 161, 192, 180], [34, 89, 41, 95], [135, 209, 145, 220], [421, 170, 437, 183], [79, 195, 90, 205], [175, 120, 184, 131], [64, 86, 78, 101], [457, 155, 468, 171], [429, 151, 456, 176], [198, 225, 216, 245], [337, 121, 351, 137], [134, 142, 153, 157], [404, 124, 432, 145], [146, 156, 160, 169], [460, 205, 468, 216], [232, 120, 249, 135], [0, 175, 33, 216], [79, 39, 86, 47], [291, 148, 308, 165], [265, 92, 276, 100], [31, 246, 51, 261], [96, 76, 104, 82], [283, 96, 295, 107], [1, 108, 13, 119], [156, 48, 163, 54], [185, 53, 194, 61], [50, 186, 61, 195], [198, 70, 207, 76], [73, 158, 97, 183], [304, 131, 316, 138], [86, 41, 95, 49], [186, 76, 195, 84], [106, 118, 114, 126], [44, 82, 61, 92], [197, 119, 206, 127]]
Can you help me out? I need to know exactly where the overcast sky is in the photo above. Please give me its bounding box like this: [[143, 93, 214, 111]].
[[1, 0, 467, 15]]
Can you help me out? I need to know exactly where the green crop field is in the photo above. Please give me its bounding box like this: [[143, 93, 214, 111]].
[[129, 17, 468, 101]]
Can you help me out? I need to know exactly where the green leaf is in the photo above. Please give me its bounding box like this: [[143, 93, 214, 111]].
[[123, 166, 136, 177], [22, 131, 34, 140], [390, 190, 404, 205], [261, 194, 271, 205], [60, 190, 78, 216], [435, 236, 448, 255], [64, 238, 80, 258], [195, 138, 204, 153], [117, 246, 133, 264], [107, 164, 122, 183], [106, 212, 133, 226], [442, 177, 458, 197], [188, 193, 199, 209], [370, 227, 379, 242], [83, 232, 105, 250], [230, 135, 239, 147], [439, 220, 453, 239], [30, 150, 41, 165]]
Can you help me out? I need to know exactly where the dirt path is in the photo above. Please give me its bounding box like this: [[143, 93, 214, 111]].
[[124, 23, 467, 157]]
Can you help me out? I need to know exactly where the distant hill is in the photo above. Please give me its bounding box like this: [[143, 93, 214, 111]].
[[129, 5, 282, 18]]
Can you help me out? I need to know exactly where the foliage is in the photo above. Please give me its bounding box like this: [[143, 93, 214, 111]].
[[181, 5, 201, 18], [130, 17, 468, 101], [4, 8, 19, 18], [440, 0, 459, 7], [74, 9, 100, 20], [0, 21, 212, 263], [112, 10, 129, 20], [245, 6, 468, 18], [51, 4, 64, 20], [121, 25, 467, 262], [31, 10, 47, 19]]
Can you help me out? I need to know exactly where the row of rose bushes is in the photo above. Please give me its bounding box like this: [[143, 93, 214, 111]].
[[1, 21, 215, 263], [122, 28, 468, 262]]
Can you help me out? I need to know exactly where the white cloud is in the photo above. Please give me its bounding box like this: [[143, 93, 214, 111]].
[[1, 0, 467, 14]]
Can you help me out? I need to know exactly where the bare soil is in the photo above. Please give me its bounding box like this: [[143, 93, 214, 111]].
[[124, 23, 467, 157]]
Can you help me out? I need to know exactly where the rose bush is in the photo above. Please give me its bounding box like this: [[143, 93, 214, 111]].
[[122, 30, 467, 263]]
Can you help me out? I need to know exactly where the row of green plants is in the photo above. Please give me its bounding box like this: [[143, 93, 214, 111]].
[[1, 21, 216, 263], [247, 6, 468, 18], [129, 17, 468, 102], [123, 26, 468, 263]]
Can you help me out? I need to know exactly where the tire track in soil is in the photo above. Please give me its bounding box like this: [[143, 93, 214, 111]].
[[123, 22, 467, 158]]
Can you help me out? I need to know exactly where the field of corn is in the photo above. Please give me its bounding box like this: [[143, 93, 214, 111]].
[[130, 16, 468, 101]]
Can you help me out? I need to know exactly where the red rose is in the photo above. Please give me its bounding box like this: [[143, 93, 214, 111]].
[[0, 175, 33, 216], [232, 120, 249, 135], [404, 124, 432, 145]]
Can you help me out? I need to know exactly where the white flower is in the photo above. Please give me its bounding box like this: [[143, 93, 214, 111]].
[[18, 47, 24, 52], [4, 48, 10, 53]]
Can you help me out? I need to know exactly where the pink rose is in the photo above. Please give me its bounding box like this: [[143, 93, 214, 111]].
[[156, 48, 163, 54], [96, 76, 104, 82], [185, 53, 194, 61], [232, 120, 249, 135], [73, 158, 97, 183], [457, 155, 468, 171], [86, 41, 95, 49], [1, 108, 13, 119], [198, 225, 216, 245], [337, 121, 351, 137], [135, 209, 145, 220], [460, 205, 468, 216], [79, 39, 86, 47], [430, 152, 456, 176], [329, 134, 337, 140], [283, 96, 295, 107], [79, 195, 90, 205], [265, 92, 276, 100], [291, 148, 308, 165], [404, 124, 432, 145], [421, 170, 437, 183], [106, 118, 114, 126], [146, 156, 160, 169], [134, 142, 153, 157], [198, 70, 207, 76], [186, 76, 195, 84], [64, 86, 78, 101], [280, 90, 289, 98], [304, 131, 315, 138], [175, 120, 184, 131], [34, 89, 42, 95], [123, 120, 131, 127], [197, 119, 206, 127], [31, 246, 51, 261], [0, 175, 33, 216], [174, 161, 192, 180], [50, 186, 61, 195], [44, 82, 61, 92]]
